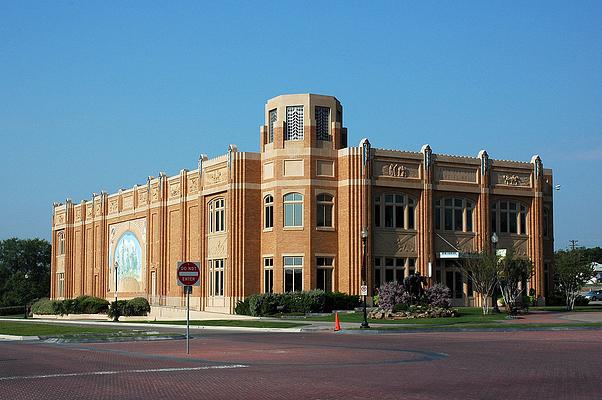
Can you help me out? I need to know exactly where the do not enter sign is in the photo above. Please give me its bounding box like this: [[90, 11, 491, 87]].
[[177, 261, 201, 286]]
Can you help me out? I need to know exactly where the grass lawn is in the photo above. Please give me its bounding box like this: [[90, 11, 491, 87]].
[[0, 321, 123, 336], [281, 307, 507, 325], [134, 320, 307, 329]]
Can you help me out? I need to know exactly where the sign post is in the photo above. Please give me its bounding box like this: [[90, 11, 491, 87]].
[[177, 261, 201, 355]]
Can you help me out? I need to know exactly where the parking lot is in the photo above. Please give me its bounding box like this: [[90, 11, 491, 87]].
[[0, 329, 600, 399]]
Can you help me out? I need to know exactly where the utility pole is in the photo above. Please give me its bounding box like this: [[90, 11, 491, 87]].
[[569, 240, 579, 251]]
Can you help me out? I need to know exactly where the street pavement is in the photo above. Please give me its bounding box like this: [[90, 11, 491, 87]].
[[0, 328, 600, 399]]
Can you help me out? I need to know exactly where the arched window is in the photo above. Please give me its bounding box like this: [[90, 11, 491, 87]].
[[435, 198, 474, 232], [491, 200, 528, 235], [284, 193, 303, 227], [57, 231, 65, 255], [374, 193, 416, 229], [317, 193, 334, 228], [264, 195, 274, 229], [208, 198, 225, 233]]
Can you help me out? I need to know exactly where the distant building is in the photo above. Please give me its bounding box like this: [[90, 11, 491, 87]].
[[51, 94, 555, 313]]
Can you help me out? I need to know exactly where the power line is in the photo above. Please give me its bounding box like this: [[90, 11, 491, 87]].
[[569, 240, 579, 251]]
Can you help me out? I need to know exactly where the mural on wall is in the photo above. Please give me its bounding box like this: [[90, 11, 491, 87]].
[[115, 232, 142, 292], [109, 217, 146, 294]]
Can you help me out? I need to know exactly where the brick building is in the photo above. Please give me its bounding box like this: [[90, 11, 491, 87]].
[[51, 94, 555, 313]]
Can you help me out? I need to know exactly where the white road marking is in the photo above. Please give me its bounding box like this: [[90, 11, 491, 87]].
[[0, 364, 248, 381]]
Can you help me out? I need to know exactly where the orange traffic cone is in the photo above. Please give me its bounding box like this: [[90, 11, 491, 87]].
[[334, 312, 341, 332]]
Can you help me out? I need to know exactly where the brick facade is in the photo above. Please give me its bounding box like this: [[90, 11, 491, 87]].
[[51, 94, 555, 312]]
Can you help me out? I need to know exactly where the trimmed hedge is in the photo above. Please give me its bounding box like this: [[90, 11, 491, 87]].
[[235, 290, 360, 316], [31, 296, 110, 316], [108, 297, 151, 321]]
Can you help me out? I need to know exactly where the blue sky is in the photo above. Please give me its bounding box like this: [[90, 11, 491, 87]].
[[1, 1, 600, 249]]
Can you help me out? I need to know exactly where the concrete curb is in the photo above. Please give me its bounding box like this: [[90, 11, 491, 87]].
[[2, 318, 305, 333], [0, 334, 39, 341]]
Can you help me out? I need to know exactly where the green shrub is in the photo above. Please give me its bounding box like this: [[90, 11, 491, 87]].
[[324, 292, 360, 312], [234, 298, 250, 315], [124, 297, 151, 316], [78, 296, 110, 314], [247, 294, 263, 317], [31, 298, 58, 315], [108, 300, 127, 321]]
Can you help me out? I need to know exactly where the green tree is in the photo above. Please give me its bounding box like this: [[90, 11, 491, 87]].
[[554, 250, 594, 311], [0, 238, 51, 307], [498, 250, 534, 315], [461, 251, 502, 315]]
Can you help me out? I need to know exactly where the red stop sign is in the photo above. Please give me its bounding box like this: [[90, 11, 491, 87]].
[[177, 262, 201, 286]]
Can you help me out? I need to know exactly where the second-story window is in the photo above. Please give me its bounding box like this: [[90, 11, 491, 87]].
[[209, 198, 225, 233], [284, 193, 303, 227], [285, 106, 304, 140], [435, 198, 474, 232], [315, 106, 330, 141], [317, 193, 334, 228], [374, 194, 416, 230], [264, 195, 274, 229], [491, 201, 528, 235]]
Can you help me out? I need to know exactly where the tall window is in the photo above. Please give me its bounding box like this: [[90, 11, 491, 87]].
[[491, 201, 528, 234], [285, 105, 304, 140], [284, 193, 303, 227], [435, 198, 474, 232], [284, 256, 303, 292], [374, 193, 416, 229], [209, 259, 225, 296], [317, 257, 334, 292], [57, 272, 65, 298], [264, 195, 274, 229], [315, 106, 330, 141], [209, 198, 225, 233], [264, 258, 273, 293], [57, 231, 65, 255], [268, 108, 277, 143], [317, 193, 334, 228]]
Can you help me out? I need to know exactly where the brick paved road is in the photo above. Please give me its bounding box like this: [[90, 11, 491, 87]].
[[0, 329, 599, 400]]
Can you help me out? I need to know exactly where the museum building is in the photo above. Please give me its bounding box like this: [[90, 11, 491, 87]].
[[50, 94, 555, 313]]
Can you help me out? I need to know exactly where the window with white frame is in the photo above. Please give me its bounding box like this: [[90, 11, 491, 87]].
[[208, 259, 225, 296], [284, 193, 303, 227], [57, 272, 65, 298], [264, 195, 274, 229], [491, 200, 528, 234], [315, 106, 330, 141], [285, 105, 304, 140], [316, 257, 333, 292], [374, 194, 416, 229], [209, 198, 225, 233], [316, 193, 334, 228], [435, 198, 474, 232], [264, 257, 273, 294], [284, 256, 303, 292], [268, 108, 277, 143]]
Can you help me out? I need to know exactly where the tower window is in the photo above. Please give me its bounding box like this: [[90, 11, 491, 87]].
[[268, 108, 277, 143], [315, 106, 330, 141], [285, 105, 304, 140]]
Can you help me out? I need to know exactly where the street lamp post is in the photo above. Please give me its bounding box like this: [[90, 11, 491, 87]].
[[491, 233, 500, 313], [114, 261, 119, 303], [360, 228, 370, 329]]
